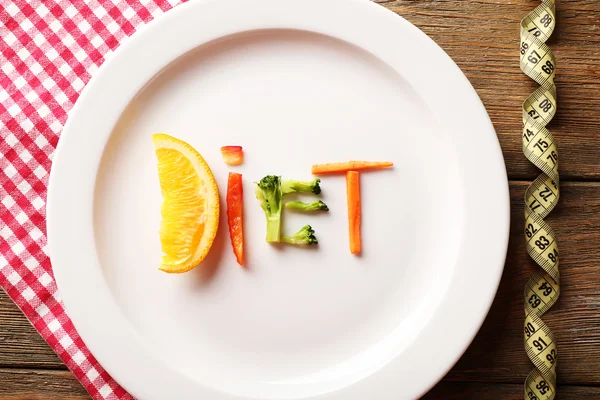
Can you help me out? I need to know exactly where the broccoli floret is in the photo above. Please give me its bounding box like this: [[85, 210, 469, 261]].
[[281, 178, 321, 195], [282, 225, 318, 245], [285, 200, 329, 212], [255, 175, 283, 242]]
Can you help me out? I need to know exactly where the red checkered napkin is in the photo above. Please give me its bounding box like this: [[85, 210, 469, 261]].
[[0, 1, 187, 398]]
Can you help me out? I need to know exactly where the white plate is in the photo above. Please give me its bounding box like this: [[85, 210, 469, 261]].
[[47, 0, 510, 399]]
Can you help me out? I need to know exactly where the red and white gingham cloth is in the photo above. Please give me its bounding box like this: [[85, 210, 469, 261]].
[[0, 1, 188, 398]]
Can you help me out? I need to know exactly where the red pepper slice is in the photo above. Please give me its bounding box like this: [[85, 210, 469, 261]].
[[221, 146, 244, 165], [226, 172, 244, 266]]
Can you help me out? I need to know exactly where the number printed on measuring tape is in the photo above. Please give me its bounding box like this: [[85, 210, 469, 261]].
[[521, 1, 559, 399]]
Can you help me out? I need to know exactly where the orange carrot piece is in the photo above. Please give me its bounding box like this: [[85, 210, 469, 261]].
[[312, 161, 393, 175], [346, 171, 361, 255]]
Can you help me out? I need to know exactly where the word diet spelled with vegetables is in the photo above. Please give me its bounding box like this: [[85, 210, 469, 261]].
[[153, 134, 393, 272]]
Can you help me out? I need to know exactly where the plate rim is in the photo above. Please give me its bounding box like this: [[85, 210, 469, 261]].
[[47, 0, 510, 399]]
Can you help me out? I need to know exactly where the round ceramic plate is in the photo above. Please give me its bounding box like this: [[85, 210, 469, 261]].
[[47, 0, 510, 399]]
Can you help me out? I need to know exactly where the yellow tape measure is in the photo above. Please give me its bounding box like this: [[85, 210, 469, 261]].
[[520, 1, 559, 399]]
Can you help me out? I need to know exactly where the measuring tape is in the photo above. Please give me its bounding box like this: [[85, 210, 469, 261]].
[[520, 1, 559, 399]]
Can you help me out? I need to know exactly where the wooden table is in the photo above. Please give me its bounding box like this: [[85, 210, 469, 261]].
[[2, 1, 600, 398]]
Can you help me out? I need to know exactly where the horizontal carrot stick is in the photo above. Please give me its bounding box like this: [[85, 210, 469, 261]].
[[312, 161, 393, 175], [346, 171, 361, 255]]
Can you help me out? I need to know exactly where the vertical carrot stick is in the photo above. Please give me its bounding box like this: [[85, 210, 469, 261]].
[[346, 171, 361, 255]]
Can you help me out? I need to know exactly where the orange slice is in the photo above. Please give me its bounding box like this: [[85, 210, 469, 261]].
[[152, 133, 220, 273]]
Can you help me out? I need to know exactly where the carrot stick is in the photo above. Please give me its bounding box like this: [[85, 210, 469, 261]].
[[346, 171, 361, 255], [312, 161, 393, 175]]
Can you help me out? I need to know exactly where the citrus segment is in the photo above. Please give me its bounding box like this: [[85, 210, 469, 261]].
[[152, 133, 220, 273]]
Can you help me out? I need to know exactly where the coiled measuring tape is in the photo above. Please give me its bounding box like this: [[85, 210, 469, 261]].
[[520, 1, 559, 399]]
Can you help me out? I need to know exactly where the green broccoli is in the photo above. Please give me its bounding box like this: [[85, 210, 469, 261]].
[[281, 178, 321, 195], [282, 225, 318, 245], [285, 200, 329, 212], [255, 175, 283, 242]]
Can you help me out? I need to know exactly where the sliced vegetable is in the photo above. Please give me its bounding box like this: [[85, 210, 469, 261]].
[[282, 225, 318, 245], [226, 172, 244, 266], [285, 200, 329, 212], [312, 161, 393, 175], [221, 146, 244, 165], [346, 171, 361, 255], [281, 178, 321, 195]]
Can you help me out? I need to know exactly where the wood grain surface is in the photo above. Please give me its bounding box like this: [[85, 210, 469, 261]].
[[0, 291, 64, 369], [0, 369, 88, 400], [2, 0, 600, 399], [377, 0, 600, 181]]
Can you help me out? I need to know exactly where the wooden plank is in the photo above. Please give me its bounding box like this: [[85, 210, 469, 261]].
[[1, 369, 600, 400], [0, 368, 89, 400], [0, 290, 65, 369], [447, 181, 600, 384], [1, 182, 599, 386], [423, 382, 600, 399], [376, 0, 600, 180]]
